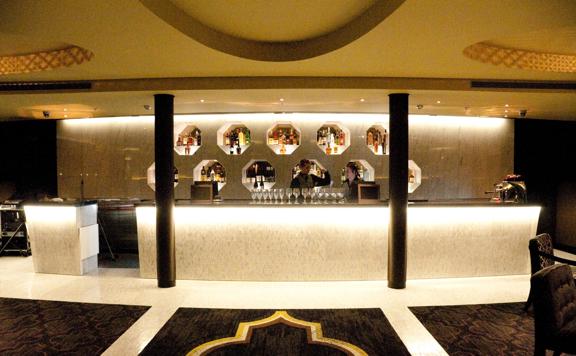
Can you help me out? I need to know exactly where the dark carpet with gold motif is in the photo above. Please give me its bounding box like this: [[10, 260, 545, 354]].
[[140, 308, 409, 355], [0, 297, 150, 354], [410, 302, 533, 355]]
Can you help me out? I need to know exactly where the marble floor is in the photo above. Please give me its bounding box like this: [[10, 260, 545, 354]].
[[0, 256, 534, 356]]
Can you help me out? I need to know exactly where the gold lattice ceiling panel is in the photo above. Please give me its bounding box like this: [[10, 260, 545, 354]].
[[0, 46, 94, 75], [463, 42, 576, 73]]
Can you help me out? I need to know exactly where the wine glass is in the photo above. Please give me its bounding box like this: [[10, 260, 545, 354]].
[[302, 188, 310, 204], [278, 188, 285, 204], [311, 188, 318, 204], [250, 189, 257, 204], [336, 188, 345, 204], [273, 189, 280, 204], [286, 188, 292, 204], [293, 188, 301, 204], [255, 189, 263, 204]]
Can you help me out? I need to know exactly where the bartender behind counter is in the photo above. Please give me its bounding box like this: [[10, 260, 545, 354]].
[[290, 159, 331, 189]]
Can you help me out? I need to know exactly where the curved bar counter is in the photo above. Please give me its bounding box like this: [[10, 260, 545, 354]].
[[136, 202, 540, 281]]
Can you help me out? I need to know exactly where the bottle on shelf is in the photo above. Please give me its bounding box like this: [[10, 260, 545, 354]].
[[409, 169, 415, 184], [176, 136, 183, 146], [238, 128, 245, 146], [367, 130, 373, 146], [201, 166, 207, 181], [381, 129, 387, 154], [174, 167, 179, 183], [245, 129, 251, 145]]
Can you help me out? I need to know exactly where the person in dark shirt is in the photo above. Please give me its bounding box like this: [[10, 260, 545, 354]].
[[343, 161, 361, 202], [290, 159, 331, 189]]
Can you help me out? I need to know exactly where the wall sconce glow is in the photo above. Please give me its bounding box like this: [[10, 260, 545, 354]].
[[410, 115, 507, 129], [24, 205, 77, 223]]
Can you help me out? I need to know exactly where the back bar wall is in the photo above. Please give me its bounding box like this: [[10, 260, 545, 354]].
[[57, 113, 513, 201]]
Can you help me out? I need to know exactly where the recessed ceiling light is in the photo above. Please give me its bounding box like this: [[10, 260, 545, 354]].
[[63, 108, 67, 111], [64, 114, 68, 118], [436, 100, 441, 104], [200, 99, 205, 103], [505, 110, 508, 113], [360, 98, 365, 102], [505, 104, 509, 107], [279, 98, 285, 102], [504, 115, 508, 118]]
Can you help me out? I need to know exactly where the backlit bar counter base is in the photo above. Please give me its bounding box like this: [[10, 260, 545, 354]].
[[24, 201, 99, 275], [136, 204, 540, 281]]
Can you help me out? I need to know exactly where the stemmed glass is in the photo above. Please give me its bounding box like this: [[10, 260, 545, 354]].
[[273, 189, 280, 204], [310, 188, 318, 204], [255, 189, 263, 204], [286, 188, 293, 204], [278, 188, 285, 204], [301, 188, 310, 204], [250, 189, 257, 204], [293, 188, 301, 204]]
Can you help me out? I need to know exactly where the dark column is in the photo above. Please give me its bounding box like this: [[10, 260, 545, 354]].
[[388, 93, 409, 289], [154, 94, 176, 288]]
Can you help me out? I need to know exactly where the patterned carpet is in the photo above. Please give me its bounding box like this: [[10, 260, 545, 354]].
[[410, 302, 533, 355], [0, 297, 149, 355], [140, 308, 409, 355]]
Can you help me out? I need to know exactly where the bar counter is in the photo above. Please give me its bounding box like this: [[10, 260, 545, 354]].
[[136, 201, 540, 281], [24, 201, 100, 275]]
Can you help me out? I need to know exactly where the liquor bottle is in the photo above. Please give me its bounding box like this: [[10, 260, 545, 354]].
[[339, 131, 345, 146], [236, 141, 242, 155], [409, 169, 415, 184], [245, 129, 251, 145], [279, 143, 286, 154], [238, 129, 245, 146], [209, 168, 215, 182], [174, 167, 179, 183], [325, 142, 332, 155], [367, 130, 373, 146], [176, 136, 183, 146], [259, 175, 264, 188], [224, 132, 230, 146], [201, 166, 207, 181], [196, 130, 201, 146], [381, 129, 387, 154], [341, 167, 346, 183]]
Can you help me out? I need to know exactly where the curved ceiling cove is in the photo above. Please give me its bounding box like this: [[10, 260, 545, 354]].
[[139, 0, 406, 61], [0, 45, 94, 76]]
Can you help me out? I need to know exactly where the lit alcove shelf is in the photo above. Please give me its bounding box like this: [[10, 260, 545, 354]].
[[366, 124, 389, 155], [408, 160, 422, 193], [193, 160, 226, 191], [242, 159, 276, 190], [174, 123, 201, 156], [316, 122, 350, 155], [146, 162, 179, 191], [216, 122, 251, 155], [266, 122, 300, 155], [341, 160, 375, 183]]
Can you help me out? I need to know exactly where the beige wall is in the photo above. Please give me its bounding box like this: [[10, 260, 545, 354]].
[[57, 113, 513, 201]]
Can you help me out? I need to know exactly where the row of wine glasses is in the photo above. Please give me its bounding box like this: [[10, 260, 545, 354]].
[[250, 187, 345, 204]]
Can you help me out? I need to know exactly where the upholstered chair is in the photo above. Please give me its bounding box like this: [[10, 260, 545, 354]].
[[531, 264, 576, 356], [525, 233, 576, 311]]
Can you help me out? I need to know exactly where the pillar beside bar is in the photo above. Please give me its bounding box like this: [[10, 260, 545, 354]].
[[388, 93, 409, 289], [154, 94, 176, 288]]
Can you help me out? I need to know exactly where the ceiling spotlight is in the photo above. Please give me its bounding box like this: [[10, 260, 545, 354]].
[[505, 109, 508, 113], [64, 114, 68, 118], [63, 108, 68, 112], [436, 100, 441, 104], [505, 104, 509, 107], [360, 98, 365, 102], [416, 104, 424, 110], [279, 98, 285, 102], [504, 115, 508, 118], [143, 105, 151, 111], [200, 99, 205, 103]]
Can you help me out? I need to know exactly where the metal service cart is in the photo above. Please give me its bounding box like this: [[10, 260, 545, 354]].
[[0, 201, 31, 256]]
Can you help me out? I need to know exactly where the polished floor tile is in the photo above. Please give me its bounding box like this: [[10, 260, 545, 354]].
[[0, 256, 534, 356]]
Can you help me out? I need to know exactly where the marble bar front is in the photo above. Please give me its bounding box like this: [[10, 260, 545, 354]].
[[136, 204, 540, 281], [24, 201, 100, 275]]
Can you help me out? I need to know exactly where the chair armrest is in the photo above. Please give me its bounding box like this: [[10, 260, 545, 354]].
[[537, 251, 576, 266]]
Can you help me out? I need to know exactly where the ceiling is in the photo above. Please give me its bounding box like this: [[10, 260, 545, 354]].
[[0, 0, 575, 121]]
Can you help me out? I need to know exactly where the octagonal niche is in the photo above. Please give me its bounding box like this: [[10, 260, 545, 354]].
[[242, 160, 276, 190], [217, 123, 251, 155], [193, 160, 227, 191], [366, 124, 389, 155], [341, 160, 375, 183], [174, 123, 201, 156], [291, 159, 326, 179], [147, 162, 179, 191], [267, 122, 300, 155], [408, 160, 422, 193], [316, 122, 350, 155]]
